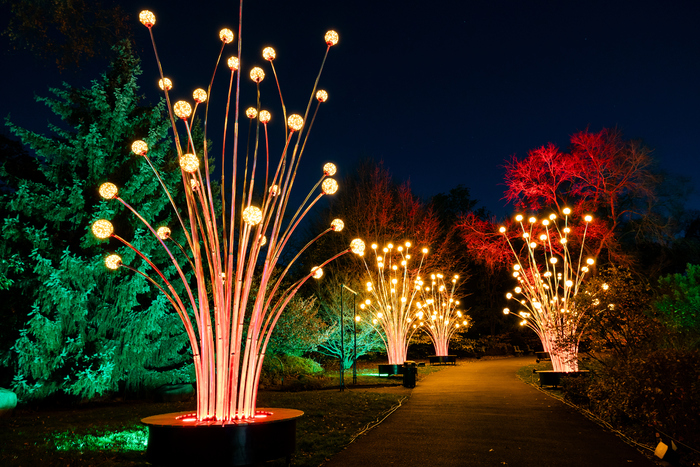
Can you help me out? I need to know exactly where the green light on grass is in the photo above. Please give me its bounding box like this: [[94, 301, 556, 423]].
[[53, 427, 148, 452]]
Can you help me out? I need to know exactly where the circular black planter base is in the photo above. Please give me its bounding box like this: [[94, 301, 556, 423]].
[[536, 370, 590, 388], [142, 408, 303, 466]]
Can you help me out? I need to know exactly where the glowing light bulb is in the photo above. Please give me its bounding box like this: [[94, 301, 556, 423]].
[[499, 226, 506, 233], [269, 185, 279, 196], [542, 219, 550, 226], [259, 235, 267, 246], [157, 226, 171, 240], [219, 28, 234, 43], [131, 140, 148, 155], [193, 88, 207, 103], [586, 258, 595, 265], [422, 248, 428, 254], [311, 266, 323, 279], [565, 280, 573, 287], [515, 214, 524, 222], [585, 215, 593, 222], [99, 182, 118, 199], [323, 162, 337, 176], [331, 219, 344, 231], [105, 254, 122, 270], [514, 287, 522, 293], [190, 179, 199, 190], [513, 264, 521, 270], [250, 67, 265, 83], [350, 239, 365, 255], [550, 257, 558, 264], [262, 47, 276, 61], [325, 30, 339, 46], [228, 56, 239, 70], [539, 234, 547, 241], [563, 207, 571, 215], [560, 238, 567, 244], [259, 110, 271, 123], [139, 10, 155, 27], [503, 308, 510, 314], [246, 107, 258, 119], [316, 90, 328, 102], [173, 101, 192, 119], [529, 217, 537, 223], [242, 206, 263, 226], [158, 78, 172, 91], [92, 219, 114, 239], [179, 153, 199, 173], [288, 114, 304, 131], [322, 178, 338, 194]]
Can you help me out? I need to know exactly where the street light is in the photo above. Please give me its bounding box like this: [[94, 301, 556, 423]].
[[341, 284, 358, 390]]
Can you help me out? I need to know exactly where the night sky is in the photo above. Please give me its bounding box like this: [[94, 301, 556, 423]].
[[2, 0, 699, 218]]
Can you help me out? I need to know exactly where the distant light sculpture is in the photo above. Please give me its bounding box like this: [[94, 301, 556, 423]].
[[358, 241, 427, 365], [500, 210, 595, 372], [415, 274, 471, 356], [91, 10, 353, 422]]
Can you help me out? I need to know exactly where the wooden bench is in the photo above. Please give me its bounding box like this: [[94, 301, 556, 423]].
[[535, 351, 551, 363], [428, 355, 457, 365], [513, 345, 524, 356]]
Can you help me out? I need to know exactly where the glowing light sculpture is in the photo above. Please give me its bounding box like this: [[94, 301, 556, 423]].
[[415, 274, 470, 356], [500, 210, 595, 372], [359, 242, 427, 365], [92, 8, 355, 423]]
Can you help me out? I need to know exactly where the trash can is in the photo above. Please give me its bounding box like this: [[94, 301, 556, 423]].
[[403, 361, 417, 388]]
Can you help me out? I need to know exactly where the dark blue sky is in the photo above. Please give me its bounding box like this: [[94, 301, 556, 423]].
[[2, 0, 699, 217]]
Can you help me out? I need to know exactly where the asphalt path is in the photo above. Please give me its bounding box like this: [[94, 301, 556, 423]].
[[322, 357, 655, 467]]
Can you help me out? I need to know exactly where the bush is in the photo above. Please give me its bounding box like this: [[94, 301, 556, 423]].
[[259, 355, 324, 389]]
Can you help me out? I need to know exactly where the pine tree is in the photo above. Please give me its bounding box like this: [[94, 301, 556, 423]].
[[1, 42, 194, 400]]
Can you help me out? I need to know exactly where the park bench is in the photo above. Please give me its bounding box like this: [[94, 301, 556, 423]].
[[428, 355, 457, 365], [513, 345, 524, 356], [535, 351, 551, 363]]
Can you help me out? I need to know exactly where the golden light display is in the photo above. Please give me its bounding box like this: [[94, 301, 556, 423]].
[[269, 184, 279, 196], [179, 153, 199, 173], [105, 254, 122, 270], [99, 182, 118, 200], [323, 162, 336, 176], [219, 28, 234, 43], [139, 10, 155, 27], [321, 178, 338, 195], [158, 78, 173, 91], [325, 30, 339, 46], [131, 140, 148, 156], [92, 219, 114, 239], [250, 67, 265, 83], [331, 219, 344, 231], [287, 114, 304, 131], [316, 90, 328, 102], [259, 110, 271, 123], [227, 56, 239, 70], [242, 206, 263, 226], [246, 107, 258, 119], [156, 226, 171, 240], [351, 239, 366, 256], [173, 101, 192, 119], [311, 266, 323, 279], [262, 47, 276, 60], [193, 88, 207, 103], [500, 210, 595, 372]]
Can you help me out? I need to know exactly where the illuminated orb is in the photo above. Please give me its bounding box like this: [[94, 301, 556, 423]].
[[193, 88, 207, 103], [269, 184, 279, 196], [190, 179, 199, 190], [92, 219, 114, 239], [323, 162, 337, 176], [139, 10, 155, 27], [246, 107, 258, 119], [158, 78, 172, 91], [499, 226, 506, 233], [322, 178, 338, 195], [131, 140, 148, 156], [259, 235, 267, 246], [105, 254, 122, 270], [311, 266, 323, 279], [242, 206, 263, 226], [515, 214, 524, 222], [99, 182, 118, 199], [287, 114, 304, 131], [219, 28, 234, 43], [262, 47, 276, 61], [563, 207, 571, 215], [584, 215, 593, 222], [157, 226, 171, 240], [179, 153, 199, 173], [316, 90, 328, 102], [227, 56, 239, 70], [325, 30, 339, 46], [331, 219, 344, 231], [422, 248, 428, 254], [250, 67, 265, 83], [350, 238, 366, 256], [173, 101, 192, 119], [586, 258, 595, 265], [259, 110, 271, 123]]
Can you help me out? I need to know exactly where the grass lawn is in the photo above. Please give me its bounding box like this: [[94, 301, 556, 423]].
[[0, 363, 443, 466]]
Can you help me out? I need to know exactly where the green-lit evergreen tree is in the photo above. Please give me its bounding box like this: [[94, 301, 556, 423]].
[[1, 42, 194, 400]]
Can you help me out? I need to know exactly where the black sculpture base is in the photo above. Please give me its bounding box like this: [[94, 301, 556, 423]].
[[537, 370, 590, 388], [142, 408, 303, 466], [428, 355, 457, 365]]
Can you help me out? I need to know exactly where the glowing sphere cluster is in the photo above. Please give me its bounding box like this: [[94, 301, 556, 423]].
[[262, 47, 276, 61], [250, 67, 265, 83], [158, 78, 172, 91], [325, 30, 339, 46], [323, 162, 336, 176], [227, 56, 239, 70], [92, 219, 114, 239], [331, 219, 344, 231], [179, 153, 199, 173], [242, 206, 263, 226], [287, 114, 304, 131], [316, 90, 328, 102], [139, 10, 155, 27], [246, 107, 258, 119], [350, 239, 366, 256], [173, 101, 192, 119], [193, 88, 207, 103], [269, 184, 279, 196], [311, 266, 323, 279], [322, 178, 338, 195], [259, 110, 271, 124], [157, 226, 171, 240], [105, 254, 122, 270], [131, 140, 148, 156], [99, 182, 118, 199], [219, 28, 234, 43]]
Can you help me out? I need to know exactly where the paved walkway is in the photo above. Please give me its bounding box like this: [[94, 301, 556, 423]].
[[323, 357, 654, 466]]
